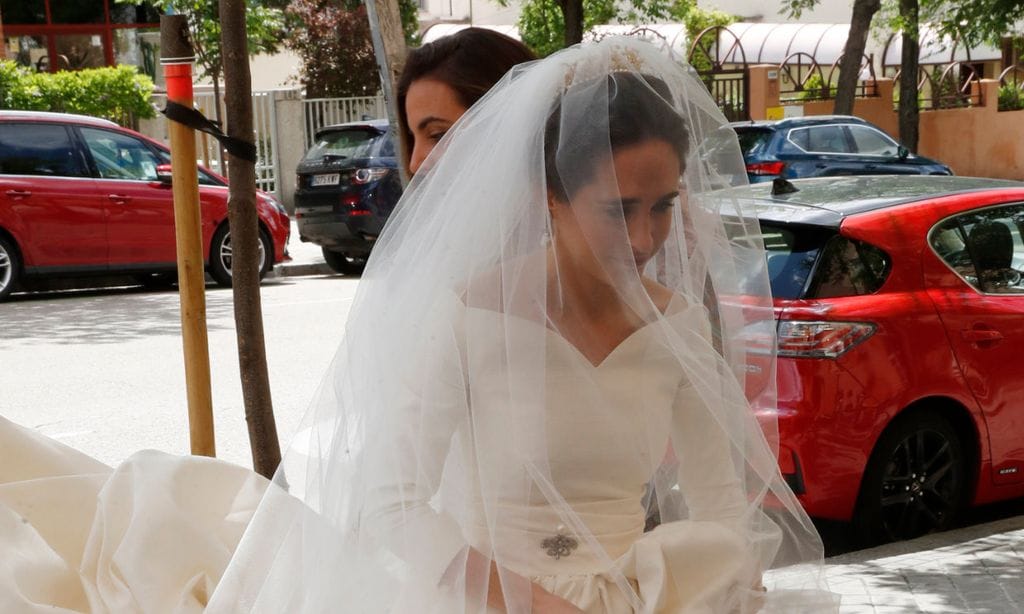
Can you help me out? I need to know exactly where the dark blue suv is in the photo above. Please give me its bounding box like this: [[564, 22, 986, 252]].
[[730, 115, 952, 183], [295, 120, 401, 275]]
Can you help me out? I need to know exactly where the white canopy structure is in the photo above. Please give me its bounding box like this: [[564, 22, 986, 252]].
[[421, 23, 690, 57], [720, 23, 851, 65], [881, 27, 1002, 67], [421, 21, 1002, 70]]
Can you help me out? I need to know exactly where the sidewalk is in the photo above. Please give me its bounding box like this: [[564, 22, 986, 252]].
[[825, 515, 1024, 613]]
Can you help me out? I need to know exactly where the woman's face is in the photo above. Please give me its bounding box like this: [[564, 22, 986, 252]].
[[549, 139, 682, 282], [404, 79, 467, 175]]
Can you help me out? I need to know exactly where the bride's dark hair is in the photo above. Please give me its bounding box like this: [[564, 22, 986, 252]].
[[544, 73, 690, 203]]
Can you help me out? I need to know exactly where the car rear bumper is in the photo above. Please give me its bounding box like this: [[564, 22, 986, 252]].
[[295, 213, 376, 256]]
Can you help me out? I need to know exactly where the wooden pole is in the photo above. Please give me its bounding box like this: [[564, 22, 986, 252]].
[[161, 15, 216, 457]]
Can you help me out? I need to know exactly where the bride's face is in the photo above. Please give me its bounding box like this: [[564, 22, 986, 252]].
[[549, 138, 682, 281]]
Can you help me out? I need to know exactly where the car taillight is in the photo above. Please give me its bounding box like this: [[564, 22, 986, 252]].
[[777, 320, 875, 359], [341, 193, 371, 216], [352, 168, 389, 184], [746, 161, 786, 176]]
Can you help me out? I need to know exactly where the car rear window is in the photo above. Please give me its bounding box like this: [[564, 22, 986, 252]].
[[761, 223, 889, 299], [733, 129, 773, 156], [808, 236, 890, 298], [305, 129, 381, 161]]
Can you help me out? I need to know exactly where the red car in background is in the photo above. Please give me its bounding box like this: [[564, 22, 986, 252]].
[[728, 175, 1024, 545], [0, 110, 290, 301]]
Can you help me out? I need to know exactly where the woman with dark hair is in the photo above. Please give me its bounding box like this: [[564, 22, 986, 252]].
[[397, 27, 536, 175]]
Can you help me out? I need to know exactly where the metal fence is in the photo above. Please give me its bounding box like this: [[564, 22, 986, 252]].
[[302, 95, 387, 148], [150, 90, 279, 197]]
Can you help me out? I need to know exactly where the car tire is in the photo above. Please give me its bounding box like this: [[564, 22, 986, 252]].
[[854, 412, 968, 546], [0, 234, 21, 302], [322, 248, 366, 276], [209, 224, 272, 288]]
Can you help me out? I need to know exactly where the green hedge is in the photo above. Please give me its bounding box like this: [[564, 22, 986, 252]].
[[0, 62, 156, 126], [998, 84, 1024, 111]]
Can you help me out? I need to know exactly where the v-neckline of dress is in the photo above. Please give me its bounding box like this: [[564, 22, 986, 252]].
[[465, 294, 689, 370]]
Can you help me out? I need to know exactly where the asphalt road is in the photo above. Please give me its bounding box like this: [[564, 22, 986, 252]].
[[0, 274, 356, 469]]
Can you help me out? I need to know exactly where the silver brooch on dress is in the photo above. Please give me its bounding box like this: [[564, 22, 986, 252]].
[[541, 532, 578, 559]]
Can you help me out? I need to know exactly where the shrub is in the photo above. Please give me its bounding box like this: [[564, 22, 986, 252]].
[[797, 74, 837, 102], [998, 83, 1024, 111], [0, 62, 156, 126]]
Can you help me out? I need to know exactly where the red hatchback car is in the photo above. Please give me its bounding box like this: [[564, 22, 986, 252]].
[[729, 175, 1024, 544], [0, 110, 290, 300]]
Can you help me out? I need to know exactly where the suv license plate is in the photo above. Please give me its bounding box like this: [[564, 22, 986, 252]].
[[312, 173, 340, 186]]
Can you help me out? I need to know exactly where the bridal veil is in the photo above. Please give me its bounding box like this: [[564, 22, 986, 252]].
[[210, 36, 836, 613]]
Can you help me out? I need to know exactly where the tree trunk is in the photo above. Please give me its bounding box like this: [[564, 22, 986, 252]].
[[219, 0, 282, 479], [366, 0, 408, 181], [834, 0, 881, 115], [898, 0, 920, 152], [560, 0, 584, 48]]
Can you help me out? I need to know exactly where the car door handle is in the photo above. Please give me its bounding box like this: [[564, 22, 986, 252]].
[[108, 194, 133, 204], [961, 327, 1004, 344], [5, 189, 31, 199]]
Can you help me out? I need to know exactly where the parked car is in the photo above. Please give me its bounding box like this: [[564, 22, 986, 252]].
[[723, 175, 1024, 545], [0, 110, 291, 301], [730, 115, 952, 183], [294, 119, 401, 275]]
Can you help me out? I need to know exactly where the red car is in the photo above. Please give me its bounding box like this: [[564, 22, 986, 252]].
[[0, 110, 290, 301], [731, 175, 1024, 544]]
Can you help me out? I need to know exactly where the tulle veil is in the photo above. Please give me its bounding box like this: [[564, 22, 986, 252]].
[[208, 36, 837, 613]]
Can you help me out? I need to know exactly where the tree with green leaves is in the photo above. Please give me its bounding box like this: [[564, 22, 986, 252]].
[[509, 0, 733, 58], [285, 0, 418, 97], [786, 0, 882, 116], [934, 0, 1024, 49], [128, 0, 284, 126]]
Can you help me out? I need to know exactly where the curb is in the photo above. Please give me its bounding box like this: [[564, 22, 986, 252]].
[[273, 262, 335, 278]]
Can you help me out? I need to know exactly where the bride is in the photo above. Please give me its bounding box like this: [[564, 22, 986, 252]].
[[210, 36, 836, 613]]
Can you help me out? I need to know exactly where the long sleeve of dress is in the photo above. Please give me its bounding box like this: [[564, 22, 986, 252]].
[[670, 380, 748, 529], [360, 302, 471, 587]]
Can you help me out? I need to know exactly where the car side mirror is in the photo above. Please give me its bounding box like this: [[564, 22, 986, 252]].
[[155, 163, 173, 184], [897, 145, 909, 161]]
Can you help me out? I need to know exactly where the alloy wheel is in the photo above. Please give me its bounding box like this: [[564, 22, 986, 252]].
[[877, 427, 963, 541], [218, 231, 267, 278], [0, 243, 11, 294]]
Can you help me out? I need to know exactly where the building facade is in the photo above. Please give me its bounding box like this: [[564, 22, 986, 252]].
[[1, 0, 160, 79]]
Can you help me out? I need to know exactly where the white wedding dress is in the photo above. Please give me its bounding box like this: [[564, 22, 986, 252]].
[[373, 295, 759, 613], [0, 417, 267, 613]]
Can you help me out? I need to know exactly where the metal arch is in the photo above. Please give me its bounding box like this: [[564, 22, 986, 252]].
[[755, 23, 785, 65], [939, 61, 981, 96], [892, 67, 930, 90], [810, 24, 834, 62], [783, 23, 810, 62], [688, 25, 748, 71], [826, 53, 878, 94], [998, 64, 1024, 89], [778, 51, 827, 94]]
